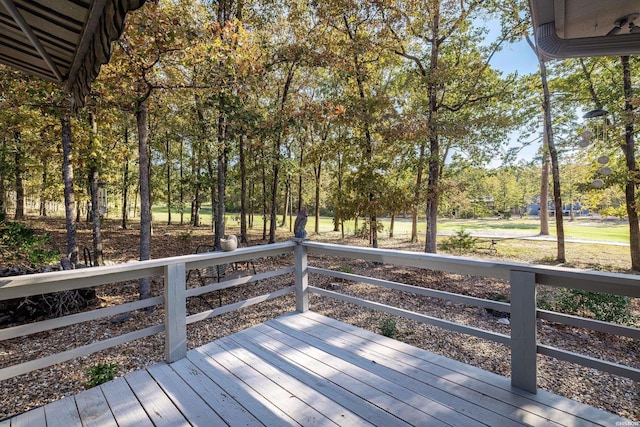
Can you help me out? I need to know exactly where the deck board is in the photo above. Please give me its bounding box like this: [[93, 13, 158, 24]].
[[279, 312, 559, 426], [75, 386, 117, 427], [270, 313, 538, 427], [124, 369, 189, 427], [250, 323, 455, 426], [236, 327, 404, 426], [298, 311, 625, 427], [169, 358, 262, 426], [100, 378, 153, 427], [3, 312, 633, 427], [215, 337, 372, 426], [146, 363, 226, 427], [10, 406, 45, 427], [42, 396, 81, 427]]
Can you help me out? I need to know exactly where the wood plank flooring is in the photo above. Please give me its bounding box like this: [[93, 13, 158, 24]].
[[2, 311, 632, 426]]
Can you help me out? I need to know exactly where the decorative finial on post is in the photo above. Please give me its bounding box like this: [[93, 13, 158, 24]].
[[293, 206, 309, 241]]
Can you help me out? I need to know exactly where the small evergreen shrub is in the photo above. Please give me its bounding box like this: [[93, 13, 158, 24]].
[[334, 265, 352, 274], [355, 220, 384, 239], [380, 316, 398, 338], [86, 363, 118, 388], [440, 228, 478, 253]]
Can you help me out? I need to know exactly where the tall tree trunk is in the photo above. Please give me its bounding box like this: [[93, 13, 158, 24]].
[[179, 137, 184, 225], [13, 131, 24, 220], [298, 139, 304, 212], [269, 149, 280, 243], [165, 135, 172, 225], [39, 159, 47, 216], [192, 148, 201, 227], [411, 141, 425, 242], [314, 161, 322, 234], [0, 137, 6, 220], [248, 144, 255, 230], [539, 57, 565, 262], [424, 4, 442, 254], [539, 149, 550, 235], [239, 135, 248, 243], [137, 100, 152, 300], [88, 112, 104, 266], [194, 93, 208, 230], [61, 115, 78, 265], [122, 161, 129, 229], [345, 15, 378, 248], [334, 152, 343, 233], [269, 64, 296, 244], [282, 179, 290, 227], [121, 128, 129, 229], [261, 147, 268, 240], [216, 113, 227, 248], [621, 56, 640, 270]]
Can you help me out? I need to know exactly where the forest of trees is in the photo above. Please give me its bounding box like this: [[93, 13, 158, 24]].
[[0, 0, 639, 269]]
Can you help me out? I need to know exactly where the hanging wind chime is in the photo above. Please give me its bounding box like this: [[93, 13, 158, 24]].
[[581, 109, 609, 188]]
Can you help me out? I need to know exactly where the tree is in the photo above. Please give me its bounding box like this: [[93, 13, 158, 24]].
[[563, 55, 640, 269], [527, 36, 565, 262], [96, 0, 190, 298], [380, 0, 525, 252]]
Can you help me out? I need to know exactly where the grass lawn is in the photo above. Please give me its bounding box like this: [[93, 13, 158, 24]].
[[150, 206, 630, 244]]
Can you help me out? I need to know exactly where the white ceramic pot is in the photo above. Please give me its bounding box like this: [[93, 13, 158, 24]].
[[220, 235, 238, 251]]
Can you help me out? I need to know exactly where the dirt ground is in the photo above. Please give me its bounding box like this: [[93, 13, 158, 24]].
[[1, 217, 639, 421]]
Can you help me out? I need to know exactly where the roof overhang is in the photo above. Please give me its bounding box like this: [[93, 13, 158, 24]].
[[529, 0, 640, 60], [0, 0, 145, 107]]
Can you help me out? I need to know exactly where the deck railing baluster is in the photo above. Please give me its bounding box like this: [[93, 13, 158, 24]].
[[294, 240, 309, 312], [509, 270, 538, 393], [165, 262, 187, 362]]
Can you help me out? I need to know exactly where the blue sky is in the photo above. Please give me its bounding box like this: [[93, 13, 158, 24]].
[[490, 37, 542, 165], [490, 38, 540, 76]]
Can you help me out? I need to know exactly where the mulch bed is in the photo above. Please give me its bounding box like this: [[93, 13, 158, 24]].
[[0, 218, 638, 421]]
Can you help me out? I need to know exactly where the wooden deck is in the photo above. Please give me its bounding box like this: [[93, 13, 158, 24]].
[[2, 312, 630, 427]]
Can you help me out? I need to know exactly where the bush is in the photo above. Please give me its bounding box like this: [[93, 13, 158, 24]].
[[440, 228, 478, 253], [380, 316, 398, 338], [86, 363, 118, 388], [551, 289, 636, 325], [600, 205, 627, 219], [0, 220, 58, 265], [354, 220, 385, 239], [334, 265, 352, 274]]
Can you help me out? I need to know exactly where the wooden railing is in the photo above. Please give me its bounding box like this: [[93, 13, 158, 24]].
[[297, 241, 640, 393], [0, 241, 296, 381], [1, 239, 639, 395]]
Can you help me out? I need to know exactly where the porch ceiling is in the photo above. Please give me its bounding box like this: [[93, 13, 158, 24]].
[[0, 0, 145, 107], [529, 0, 640, 59]]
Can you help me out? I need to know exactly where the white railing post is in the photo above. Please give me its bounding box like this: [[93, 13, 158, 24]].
[[164, 262, 187, 362], [510, 270, 537, 393], [294, 239, 309, 312]]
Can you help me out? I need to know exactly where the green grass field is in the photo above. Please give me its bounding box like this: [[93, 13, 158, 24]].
[[150, 206, 630, 244]]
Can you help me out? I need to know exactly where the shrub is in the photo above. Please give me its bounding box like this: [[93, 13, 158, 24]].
[[552, 289, 636, 325], [0, 220, 58, 265], [354, 220, 384, 239], [334, 265, 352, 274], [380, 316, 398, 338], [86, 363, 118, 388], [440, 228, 478, 253]]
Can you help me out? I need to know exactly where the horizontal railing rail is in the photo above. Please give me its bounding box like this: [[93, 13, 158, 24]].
[[1, 238, 638, 396], [0, 241, 296, 381], [300, 241, 640, 393]]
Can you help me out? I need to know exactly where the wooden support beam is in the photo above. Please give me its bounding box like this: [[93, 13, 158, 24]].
[[510, 270, 537, 393], [165, 263, 186, 362], [294, 239, 309, 312]]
